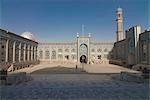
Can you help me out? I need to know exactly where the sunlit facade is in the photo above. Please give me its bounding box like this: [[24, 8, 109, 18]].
[[38, 34, 113, 64]]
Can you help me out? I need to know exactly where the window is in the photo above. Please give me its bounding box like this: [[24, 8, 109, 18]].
[[91, 49, 95, 52], [58, 54, 63, 59], [1, 45, 4, 48], [104, 54, 108, 59], [142, 42, 147, 61], [39, 51, 43, 59], [97, 55, 101, 59], [65, 55, 69, 60], [58, 49, 62, 52], [65, 48, 69, 52], [71, 55, 76, 60], [71, 49, 75, 52], [51, 50, 56, 59], [104, 48, 108, 52], [45, 50, 50, 59], [97, 48, 102, 52]]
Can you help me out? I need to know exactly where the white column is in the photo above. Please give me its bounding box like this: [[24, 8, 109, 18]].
[[77, 38, 80, 63], [31, 46, 33, 61], [56, 47, 58, 61], [33, 46, 35, 61], [5, 39, 9, 62], [49, 48, 51, 61], [34, 46, 36, 61], [27, 45, 30, 61], [23, 44, 26, 61], [13, 41, 16, 63], [34, 46, 37, 61], [19, 43, 21, 62], [88, 38, 90, 64], [35, 46, 37, 61], [32, 46, 34, 61]]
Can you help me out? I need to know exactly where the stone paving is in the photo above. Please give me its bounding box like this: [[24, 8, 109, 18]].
[[84, 64, 139, 73], [12, 63, 139, 74], [0, 67, 149, 100]]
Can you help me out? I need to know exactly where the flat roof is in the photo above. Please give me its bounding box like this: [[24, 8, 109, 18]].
[[0, 28, 38, 44]]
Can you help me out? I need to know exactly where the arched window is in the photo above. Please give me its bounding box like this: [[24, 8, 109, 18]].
[[71, 48, 75, 52], [142, 42, 147, 61], [65, 48, 69, 52], [104, 48, 108, 52], [58, 54, 63, 59], [97, 48, 102, 52], [97, 55, 101, 59], [45, 50, 50, 59], [58, 48, 62, 52], [91, 49, 95, 52], [51, 50, 56, 59], [71, 55, 76, 60], [39, 50, 43, 59], [65, 55, 69, 60], [104, 54, 108, 58]]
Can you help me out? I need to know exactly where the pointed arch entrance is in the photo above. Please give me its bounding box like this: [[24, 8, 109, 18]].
[[79, 43, 88, 63], [80, 55, 87, 63]]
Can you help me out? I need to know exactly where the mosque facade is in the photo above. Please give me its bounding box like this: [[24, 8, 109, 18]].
[[38, 34, 113, 64]]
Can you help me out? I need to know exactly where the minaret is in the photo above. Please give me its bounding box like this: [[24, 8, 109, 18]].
[[116, 8, 123, 41], [76, 32, 79, 38]]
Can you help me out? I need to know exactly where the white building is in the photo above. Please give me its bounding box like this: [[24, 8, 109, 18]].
[[0, 29, 38, 71], [38, 34, 113, 64]]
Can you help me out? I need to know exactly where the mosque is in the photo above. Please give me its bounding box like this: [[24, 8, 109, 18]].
[[38, 33, 113, 64], [0, 8, 149, 71]]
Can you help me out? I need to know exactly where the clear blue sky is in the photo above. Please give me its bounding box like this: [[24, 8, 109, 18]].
[[0, 0, 149, 42]]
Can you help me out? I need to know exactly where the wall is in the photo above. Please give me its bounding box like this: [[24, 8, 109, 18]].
[[37, 41, 114, 64], [0, 29, 38, 71]]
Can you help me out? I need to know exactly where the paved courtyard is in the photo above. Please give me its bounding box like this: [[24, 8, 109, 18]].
[[12, 63, 138, 74], [1, 67, 149, 100]]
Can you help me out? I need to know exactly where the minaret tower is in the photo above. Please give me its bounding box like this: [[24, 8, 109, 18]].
[[116, 8, 123, 41]]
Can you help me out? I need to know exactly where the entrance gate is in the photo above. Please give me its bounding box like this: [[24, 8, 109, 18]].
[[80, 55, 87, 63]]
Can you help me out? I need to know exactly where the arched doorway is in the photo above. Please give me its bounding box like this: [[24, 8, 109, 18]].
[[80, 55, 87, 63], [79, 43, 88, 63]]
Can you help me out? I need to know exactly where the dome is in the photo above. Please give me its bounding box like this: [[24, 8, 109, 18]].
[[21, 32, 35, 41], [117, 7, 122, 12]]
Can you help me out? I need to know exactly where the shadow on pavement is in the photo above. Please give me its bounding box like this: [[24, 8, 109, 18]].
[[31, 66, 87, 74]]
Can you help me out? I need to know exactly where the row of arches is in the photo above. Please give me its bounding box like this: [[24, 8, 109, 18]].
[[91, 54, 109, 60], [91, 48, 109, 52], [39, 50, 77, 60], [57, 48, 76, 53]]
